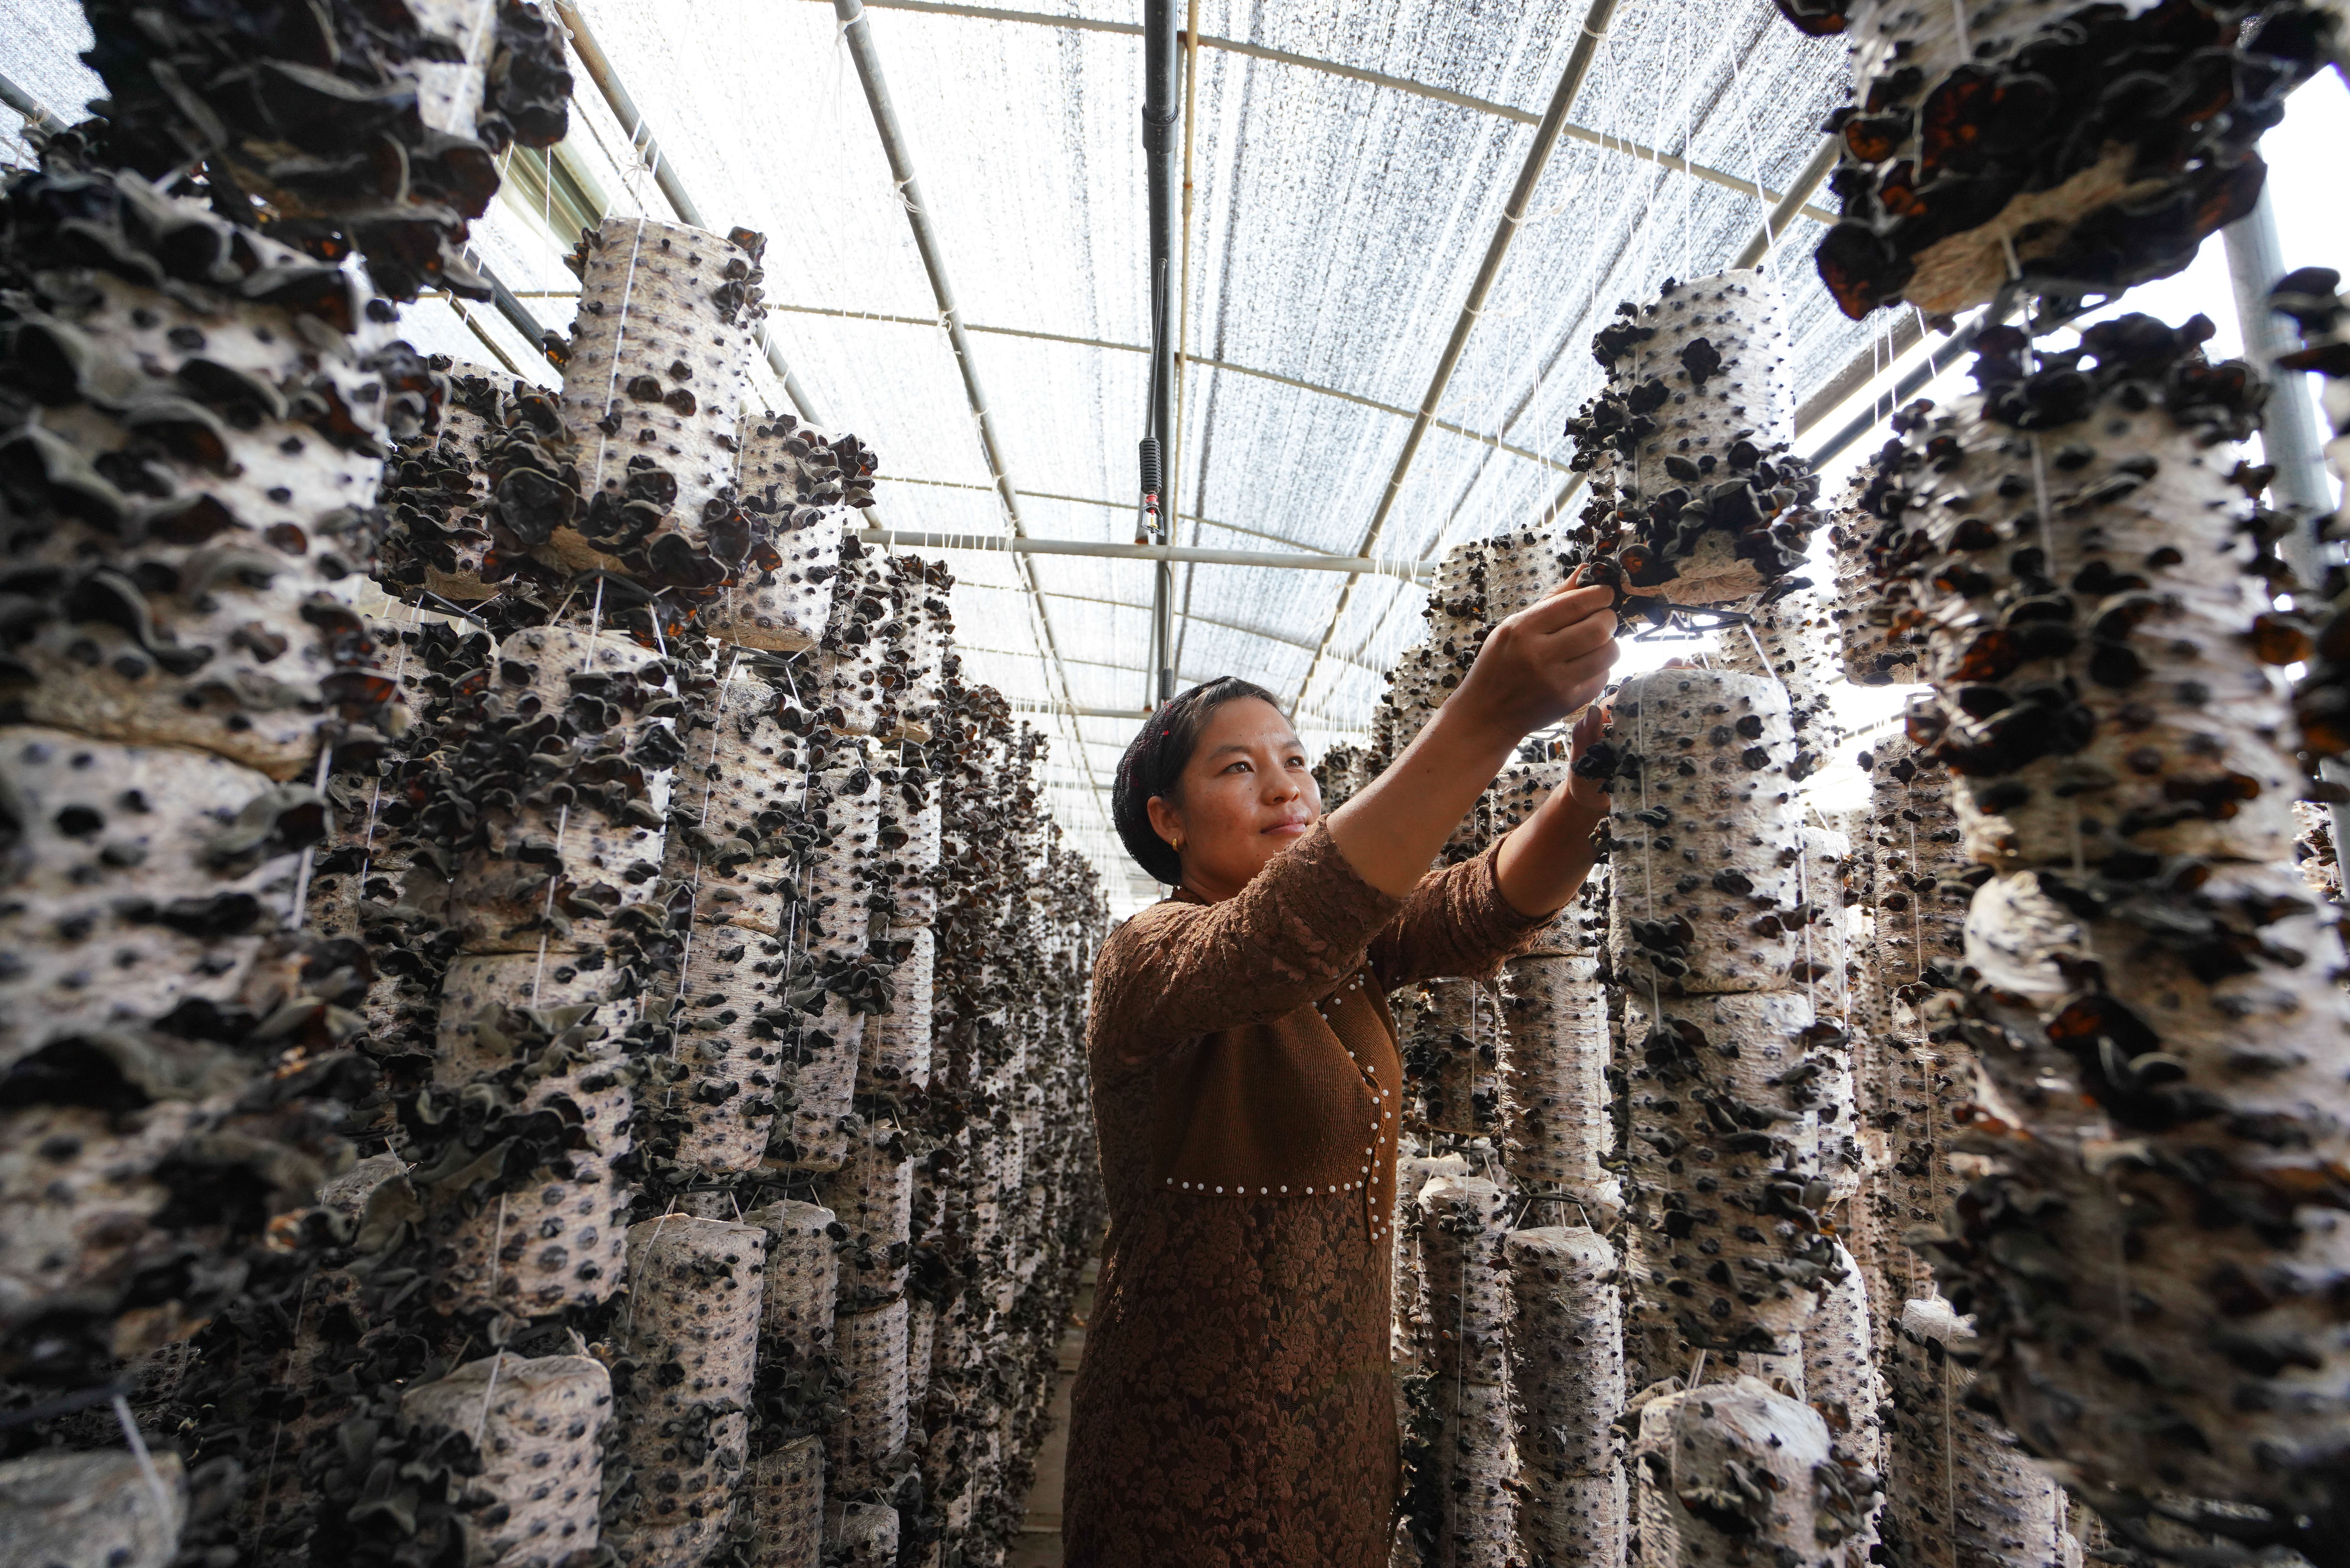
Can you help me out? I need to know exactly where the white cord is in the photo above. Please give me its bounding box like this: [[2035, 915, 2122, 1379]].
[[112, 1396, 174, 1534]]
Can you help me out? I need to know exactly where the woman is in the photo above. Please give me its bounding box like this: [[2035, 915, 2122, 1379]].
[[1062, 581, 1621, 1567]]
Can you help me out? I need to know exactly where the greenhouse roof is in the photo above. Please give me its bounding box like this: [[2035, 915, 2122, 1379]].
[[0, 0, 1967, 901]]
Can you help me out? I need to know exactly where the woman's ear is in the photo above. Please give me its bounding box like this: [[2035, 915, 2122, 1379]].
[[1145, 793, 1183, 852]]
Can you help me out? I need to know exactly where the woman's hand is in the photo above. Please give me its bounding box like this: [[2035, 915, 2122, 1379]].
[[1327, 577, 1617, 899], [1562, 699, 1613, 813], [1447, 582, 1620, 749]]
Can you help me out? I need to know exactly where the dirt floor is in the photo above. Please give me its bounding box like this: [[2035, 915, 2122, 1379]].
[[1004, 1255, 1095, 1567]]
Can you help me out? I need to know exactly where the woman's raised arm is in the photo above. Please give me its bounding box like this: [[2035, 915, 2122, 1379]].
[[1090, 823, 1403, 1072], [1326, 583, 1618, 901]]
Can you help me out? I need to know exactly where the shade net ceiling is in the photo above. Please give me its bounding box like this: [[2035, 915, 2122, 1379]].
[[0, 0, 1876, 905]]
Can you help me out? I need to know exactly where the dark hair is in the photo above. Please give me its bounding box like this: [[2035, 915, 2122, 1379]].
[[1112, 676, 1286, 885]]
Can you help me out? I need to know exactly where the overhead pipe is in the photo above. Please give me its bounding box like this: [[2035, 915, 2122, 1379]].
[[0, 67, 66, 136], [1732, 135, 1841, 270], [854, 528, 1435, 577], [475, 257, 554, 363], [548, 0, 703, 228], [1295, 0, 1622, 716], [1166, 0, 1205, 688], [1356, 0, 1622, 561], [828, 1, 1839, 224], [830, 0, 1103, 801], [833, 0, 1029, 537]]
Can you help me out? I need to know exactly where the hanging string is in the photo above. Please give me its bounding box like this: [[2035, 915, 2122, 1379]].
[[1998, 237, 2084, 876], [665, 650, 747, 1110], [483, 1192, 509, 1308], [1723, 19, 1781, 258], [350, 603, 427, 909], [591, 219, 652, 496], [619, 1196, 679, 1345], [471, 1333, 503, 1448], [285, 741, 337, 925], [112, 1395, 176, 1537], [1675, 0, 1695, 281], [252, 1276, 312, 1534], [527, 803, 571, 1008]]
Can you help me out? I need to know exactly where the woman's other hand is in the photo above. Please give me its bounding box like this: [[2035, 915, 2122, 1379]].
[[1562, 699, 1613, 813], [1448, 581, 1620, 749]]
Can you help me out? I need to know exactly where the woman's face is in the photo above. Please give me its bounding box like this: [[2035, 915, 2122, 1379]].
[[1145, 696, 1321, 901]]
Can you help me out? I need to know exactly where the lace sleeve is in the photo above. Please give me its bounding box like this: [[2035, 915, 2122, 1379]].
[[1367, 833, 1549, 989], [1088, 822, 1401, 1077]]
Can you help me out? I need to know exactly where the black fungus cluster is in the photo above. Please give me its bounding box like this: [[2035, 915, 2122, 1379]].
[[79, 0, 570, 300], [1561, 289, 1823, 619], [1862, 315, 2281, 800], [1783, 0, 2332, 318]]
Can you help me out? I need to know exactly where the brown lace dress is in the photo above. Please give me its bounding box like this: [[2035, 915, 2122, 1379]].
[[1063, 823, 1545, 1568]]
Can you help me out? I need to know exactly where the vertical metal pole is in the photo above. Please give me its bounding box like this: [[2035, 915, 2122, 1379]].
[[2221, 181, 2350, 856], [2223, 182, 2335, 582], [1144, 0, 1180, 707], [1157, 558, 1176, 704], [1143, 537, 1165, 711], [1169, 1, 1204, 690]]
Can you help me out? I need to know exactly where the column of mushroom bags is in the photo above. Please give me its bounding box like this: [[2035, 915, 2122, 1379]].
[[557, 211, 895, 1568], [1853, 302, 2350, 1563], [912, 679, 1107, 1568], [406, 205, 761, 1566], [1365, 533, 1634, 1568], [591, 382, 892, 1563], [787, 535, 933, 1563], [1842, 737, 2069, 1567], [1371, 543, 1607, 1568], [0, 0, 566, 1560], [985, 742, 1094, 1539], [1554, 266, 1879, 1568], [1381, 540, 1518, 1568], [1492, 751, 1628, 1568], [916, 679, 1014, 1558], [1714, 573, 1893, 1560], [1397, 536, 1521, 1166], [1827, 369, 2072, 1568], [181, 607, 470, 1566], [289, 237, 708, 1560]]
